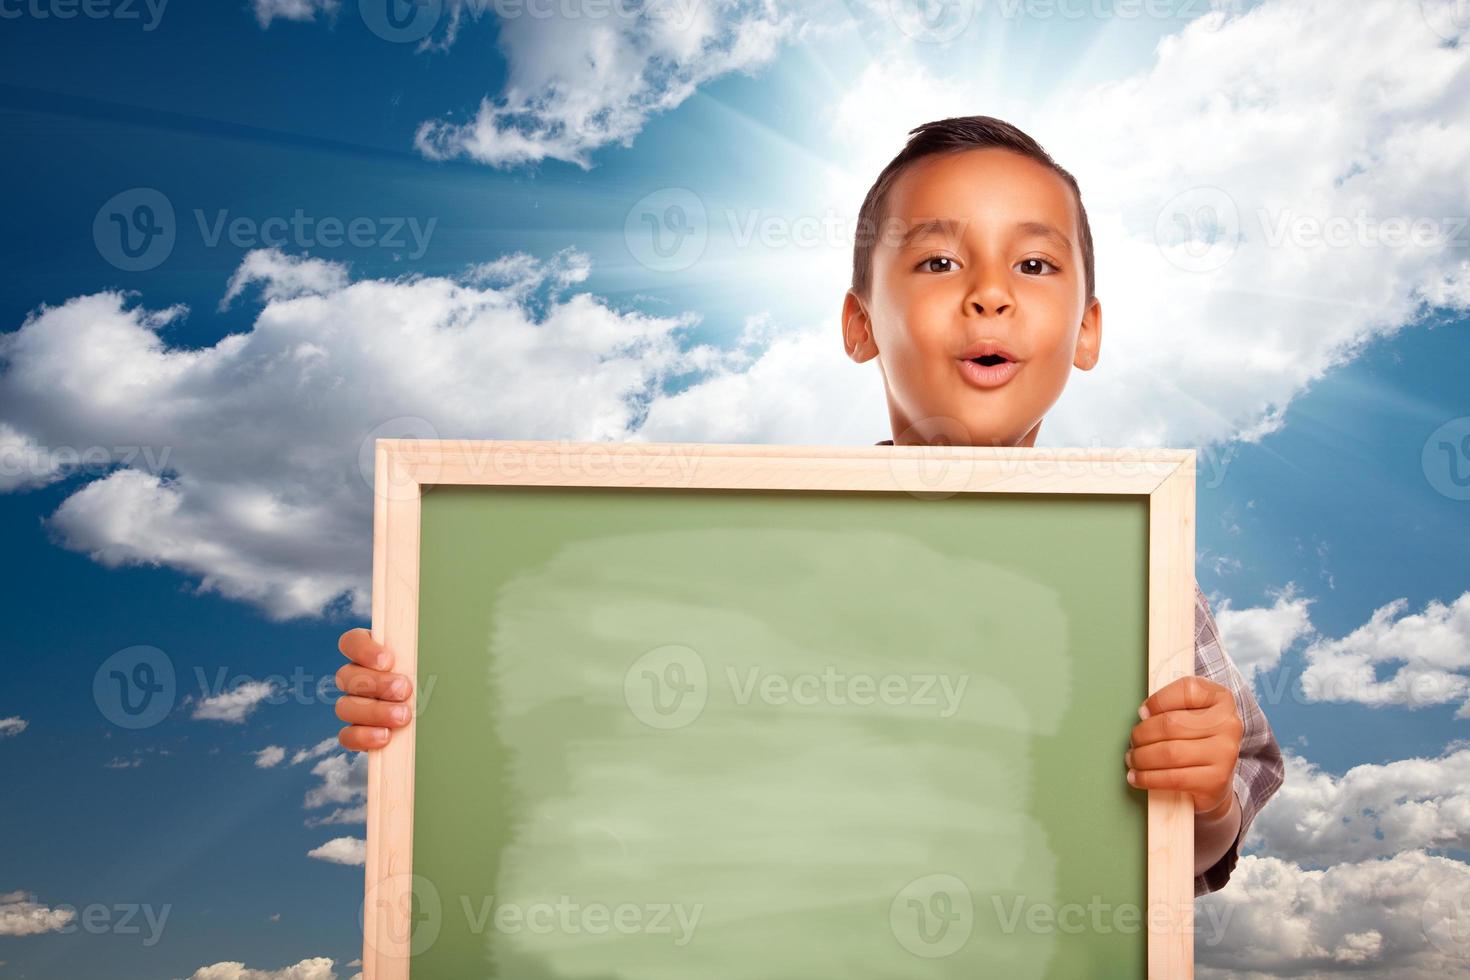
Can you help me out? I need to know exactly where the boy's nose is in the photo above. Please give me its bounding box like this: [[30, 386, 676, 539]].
[[965, 271, 1015, 315]]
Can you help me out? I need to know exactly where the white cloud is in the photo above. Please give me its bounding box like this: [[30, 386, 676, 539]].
[[1247, 747, 1470, 866], [0, 716, 27, 737], [191, 681, 278, 723], [413, 1, 808, 169], [1195, 850, 1470, 979], [256, 1, 868, 169], [301, 748, 367, 825], [1213, 584, 1317, 684], [250, 0, 338, 29], [0, 248, 708, 620], [635, 315, 887, 444], [307, 836, 365, 866], [291, 737, 338, 765], [254, 745, 287, 768], [306, 804, 365, 827], [466, 247, 590, 297], [1299, 591, 1470, 713], [176, 957, 341, 980], [220, 249, 348, 310], [305, 750, 366, 811], [826, 57, 977, 174], [0, 890, 75, 936], [1040, 0, 1470, 447], [0, 423, 64, 491]]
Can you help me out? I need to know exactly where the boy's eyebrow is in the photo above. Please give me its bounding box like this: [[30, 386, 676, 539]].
[[1015, 220, 1074, 252], [897, 217, 966, 247], [896, 217, 1073, 252]]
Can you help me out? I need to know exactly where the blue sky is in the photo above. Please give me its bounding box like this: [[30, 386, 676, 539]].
[[2, 1, 1470, 977]]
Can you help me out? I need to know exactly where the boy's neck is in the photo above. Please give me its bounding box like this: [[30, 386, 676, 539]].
[[888, 419, 1043, 448]]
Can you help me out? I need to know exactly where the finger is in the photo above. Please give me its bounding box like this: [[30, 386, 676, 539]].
[[1125, 764, 1218, 792], [1126, 737, 1223, 772], [339, 628, 392, 670], [335, 694, 412, 729], [335, 663, 413, 701], [1130, 703, 1233, 746], [1140, 675, 1226, 719], [339, 725, 391, 752]]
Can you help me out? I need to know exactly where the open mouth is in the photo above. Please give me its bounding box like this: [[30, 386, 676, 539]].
[[957, 352, 1022, 389]]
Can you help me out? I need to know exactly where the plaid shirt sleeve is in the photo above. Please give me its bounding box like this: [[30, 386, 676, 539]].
[[1192, 578, 1286, 897]]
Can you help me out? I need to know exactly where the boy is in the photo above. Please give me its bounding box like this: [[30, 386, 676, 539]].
[[334, 115, 1285, 898]]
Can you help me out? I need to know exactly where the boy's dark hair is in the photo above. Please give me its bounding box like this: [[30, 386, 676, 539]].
[[851, 115, 1095, 305]]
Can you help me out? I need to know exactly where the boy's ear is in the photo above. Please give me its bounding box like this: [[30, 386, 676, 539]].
[[842, 289, 879, 364], [1073, 296, 1102, 371]]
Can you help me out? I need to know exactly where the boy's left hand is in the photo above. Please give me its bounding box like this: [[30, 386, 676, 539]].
[[1126, 676, 1243, 819]]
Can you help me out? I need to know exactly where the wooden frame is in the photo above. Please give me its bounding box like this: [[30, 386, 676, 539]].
[[364, 438, 1197, 979]]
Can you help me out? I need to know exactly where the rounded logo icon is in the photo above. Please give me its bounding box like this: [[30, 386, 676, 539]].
[[363, 872, 442, 957], [357, 416, 442, 503], [890, 873, 973, 958], [1154, 186, 1240, 273], [360, 0, 443, 44], [1422, 875, 1470, 957], [888, 0, 975, 43], [93, 645, 176, 730], [885, 416, 978, 502], [1421, 0, 1470, 42], [623, 188, 708, 273], [93, 188, 176, 273], [623, 644, 708, 730], [1422, 416, 1470, 501]]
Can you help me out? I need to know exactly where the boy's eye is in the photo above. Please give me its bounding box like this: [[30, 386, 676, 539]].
[[1017, 257, 1058, 275], [917, 256, 956, 273]]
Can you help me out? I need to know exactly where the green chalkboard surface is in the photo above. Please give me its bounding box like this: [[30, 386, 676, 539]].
[[408, 483, 1150, 977]]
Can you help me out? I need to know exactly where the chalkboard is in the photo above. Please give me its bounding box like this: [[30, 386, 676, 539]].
[[362, 440, 1198, 979]]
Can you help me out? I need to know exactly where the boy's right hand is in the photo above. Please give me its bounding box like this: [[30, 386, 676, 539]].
[[335, 628, 414, 751]]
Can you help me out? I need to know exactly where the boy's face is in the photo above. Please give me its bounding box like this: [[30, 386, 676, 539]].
[[843, 147, 1102, 447]]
